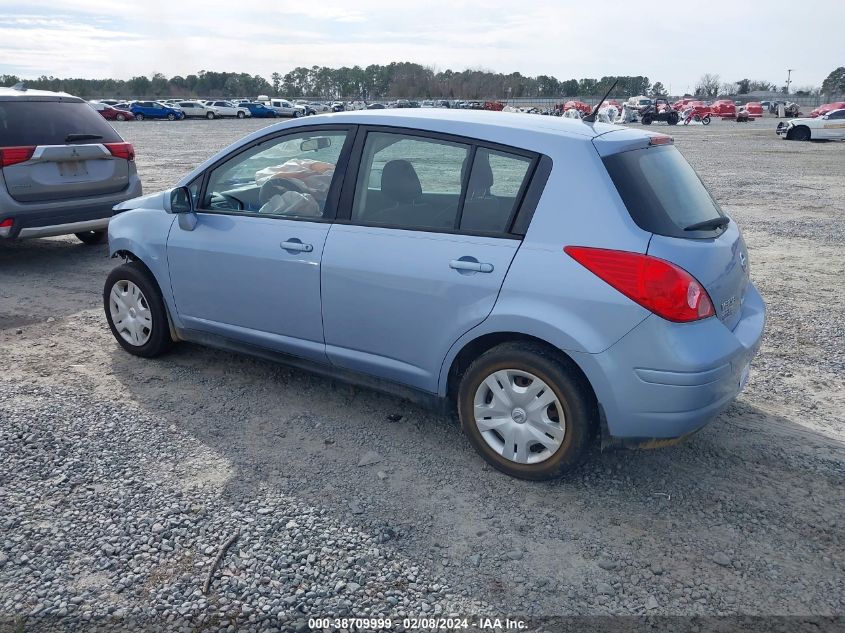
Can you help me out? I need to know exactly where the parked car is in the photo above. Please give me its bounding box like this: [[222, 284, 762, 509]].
[[130, 101, 184, 121], [241, 102, 277, 118], [269, 98, 306, 117], [330, 101, 345, 112], [626, 95, 653, 111], [741, 102, 763, 116], [178, 101, 216, 119], [308, 102, 331, 113], [295, 101, 317, 116], [809, 101, 845, 118], [777, 108, 845, 140], [103, 109, 764, 479], [90, 101, 135, 121], [710, 100, 737, 117], [0, 85, 142, 244], [366, 102, 385, 110], [207, 101, 251, 118], [99, 99, 120, 106]]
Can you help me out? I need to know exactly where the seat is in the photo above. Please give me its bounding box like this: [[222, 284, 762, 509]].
[[366, 159, 452, 229], [459, 151, 512, 233]]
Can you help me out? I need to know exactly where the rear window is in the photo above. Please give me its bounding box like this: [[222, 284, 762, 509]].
[[602, 145, 725, 238], [0, 101, 122, 146]]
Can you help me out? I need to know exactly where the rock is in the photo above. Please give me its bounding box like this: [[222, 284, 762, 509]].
[[712, 552, 732, 567], [357, 450, 383, 467], [597, 560, 616, 571], [506, 550, 523, 561], [15, 329, 22, 335], [349, 502, 364, 515], [46, 317, 56, 323], [377, 471, 388, 480], [596, 582, 614, 595], [151, 523, 165, 534], [646, 595, 659, 610], [469, 554, 481, 568]]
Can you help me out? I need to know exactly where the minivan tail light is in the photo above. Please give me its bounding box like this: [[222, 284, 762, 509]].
[[0, 217, 13, 238], [0, 146, 36, 168], [104, 142, 135, 161], [564, 246, 715, 322]]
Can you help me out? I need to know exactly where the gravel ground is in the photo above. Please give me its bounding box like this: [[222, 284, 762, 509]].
[[0, 116, 843, 630]]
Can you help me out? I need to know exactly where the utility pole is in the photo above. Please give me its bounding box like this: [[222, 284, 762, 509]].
[[786, 69, 795, 95]]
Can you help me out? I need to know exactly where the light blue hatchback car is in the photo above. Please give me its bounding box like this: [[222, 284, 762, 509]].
[[104, 110, 765, 479]]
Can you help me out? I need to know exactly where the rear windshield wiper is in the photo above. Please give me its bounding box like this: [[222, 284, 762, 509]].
[[65, 133, 103, 142], [684, 216, 730, 232]]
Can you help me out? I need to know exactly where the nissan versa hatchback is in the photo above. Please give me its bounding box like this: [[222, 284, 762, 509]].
[[0, 85, 142, 243], [103, 110, 765, 479]]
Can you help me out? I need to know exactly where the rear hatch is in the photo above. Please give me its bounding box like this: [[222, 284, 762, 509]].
[[599, 139, 749, 330], [0, 98, 130, 202]]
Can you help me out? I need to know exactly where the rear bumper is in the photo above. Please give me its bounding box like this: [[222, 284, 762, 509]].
[[0, 174, 142, 239], [573, 282, 766, 442]]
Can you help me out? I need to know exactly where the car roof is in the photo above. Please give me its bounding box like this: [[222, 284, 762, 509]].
[[0, 86, 83, 103], [280, 108, 623, 142]]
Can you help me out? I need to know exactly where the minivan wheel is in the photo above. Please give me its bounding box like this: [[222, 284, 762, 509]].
[[457, 342, 593, 480], [206, 111, 215, 119], [237, 111, 245, 118], [167, 113, 176, 121], [75, 230, 106, 245], [104, 263, 173, 358]]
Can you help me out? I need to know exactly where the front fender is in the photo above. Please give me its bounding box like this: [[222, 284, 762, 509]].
[[108, 208, 181, 328]]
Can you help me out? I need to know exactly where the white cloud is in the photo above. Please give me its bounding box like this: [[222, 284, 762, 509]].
[[1, 0, 843, 89]]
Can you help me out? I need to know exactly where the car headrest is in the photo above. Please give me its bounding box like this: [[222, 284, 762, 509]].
[[381, 160, 422, 203], [461, 151, 494, 197]]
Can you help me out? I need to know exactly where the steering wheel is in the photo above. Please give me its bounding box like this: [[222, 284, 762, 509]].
[[258, 177, 306, 207]]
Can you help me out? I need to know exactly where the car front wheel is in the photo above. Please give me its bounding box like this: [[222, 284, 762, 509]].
[[790, 125, 811, 141], [104, 263, 173, 358], [457, 342, 594, 480], [167, 113, 176, 121], [135, 113, 144, 121], [116, 113, 126, 121], [237, 111, 245, 118]]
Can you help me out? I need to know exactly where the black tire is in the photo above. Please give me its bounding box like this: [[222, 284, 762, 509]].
[[702, 115, 711, 125], [641, 115, 653, 125], [116, 113, 126, 121], [167, 113, 176, 121], [206, 111, 215, 119], [792, 125, 811, 141], [135, 113, 144, 121], [457, 342, 594, 480], [103, 262, 173, 358], [293, 110, 302, 118], [667, 112, 679, 125], [237, 111, 245, 118], [75, 230, 106, 245]]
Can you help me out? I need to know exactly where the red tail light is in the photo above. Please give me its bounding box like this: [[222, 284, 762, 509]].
[[104, 142, 135, 161], [0, 218, 13, 228], [0, 146, 35, 168], [565, 246, 715, 322]]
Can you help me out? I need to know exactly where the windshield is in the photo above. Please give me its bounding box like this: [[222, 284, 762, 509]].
[[603, 145, 726, 238]]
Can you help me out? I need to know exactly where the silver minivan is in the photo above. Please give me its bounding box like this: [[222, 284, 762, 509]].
[[0, 85, 142, 244]]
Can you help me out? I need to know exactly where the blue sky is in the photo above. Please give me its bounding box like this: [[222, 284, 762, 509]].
[[0, 0, 842, 91]]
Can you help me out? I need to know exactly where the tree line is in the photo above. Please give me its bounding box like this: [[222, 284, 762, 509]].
[[2, 64, 841, 101]]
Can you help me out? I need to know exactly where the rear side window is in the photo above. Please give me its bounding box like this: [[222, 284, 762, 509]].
[[0, 101, 122, 146], [602, 145, 725, 238], [460, 148, 532, 233]]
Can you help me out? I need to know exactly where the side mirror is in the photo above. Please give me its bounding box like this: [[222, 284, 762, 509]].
[[300, 137, 331, 152], [168, 186, 193, 214], [822, 114, 830, 119]]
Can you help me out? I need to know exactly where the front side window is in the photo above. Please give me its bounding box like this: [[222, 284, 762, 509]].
[[352, 132, 470, 231], [202, 131, 348, 219]]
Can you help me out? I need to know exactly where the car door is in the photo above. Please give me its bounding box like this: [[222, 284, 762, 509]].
[[321, 129, 538, 392], [166, 127, 354, 362], [822, 110, 845, 139]]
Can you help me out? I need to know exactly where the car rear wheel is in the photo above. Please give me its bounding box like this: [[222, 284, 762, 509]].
[[667, 111, 679, 125], [237, 111, 245, 118], [75, 230, 106, 245], [641, 115, 653, 125], [293, 110, 302, 118], [457, 342, 594, 480], [167, 113, 176, 121], [791, 125, 811, 141], [104, 263, 173, 358], [206, 111, 215, 119], [135, 113, 144, 121], [116, 113, 126, 121]]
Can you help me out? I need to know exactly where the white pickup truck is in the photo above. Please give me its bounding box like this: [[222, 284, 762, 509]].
[[269, 98, 306, 118]]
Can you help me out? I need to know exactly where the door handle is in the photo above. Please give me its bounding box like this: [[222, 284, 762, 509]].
[[280, 240, 313, 253], [450, 259, 494, 273]]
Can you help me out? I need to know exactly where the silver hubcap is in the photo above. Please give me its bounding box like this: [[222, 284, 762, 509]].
[[473, 369, 565, 465], [109, 280, 152, 346]]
